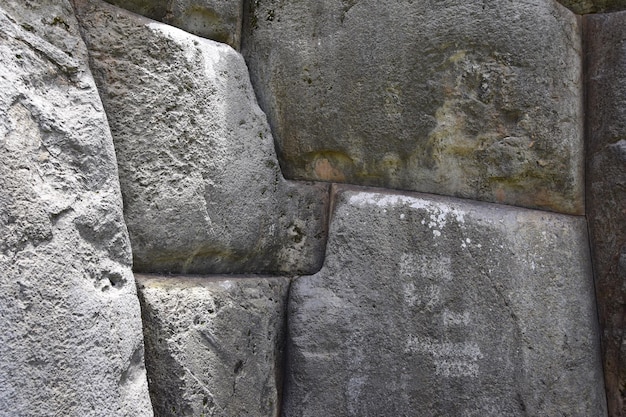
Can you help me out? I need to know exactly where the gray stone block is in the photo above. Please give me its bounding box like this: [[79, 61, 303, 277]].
[[74, 0, 329, 275], [0, 1, 152, 415], [284, 185, 606, 417], [136, 274, 289, 417], [585, 10, 626, 417], [242, 0, 584, 214], [103, 0, 243, 49], [557, 0, 626, 14]]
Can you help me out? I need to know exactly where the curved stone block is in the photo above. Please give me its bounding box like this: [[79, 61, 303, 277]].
[[74, 0, 329, 275], [0, 1, 152, 415], [284, 185, 605, 417], [242, 0, 583, 214]]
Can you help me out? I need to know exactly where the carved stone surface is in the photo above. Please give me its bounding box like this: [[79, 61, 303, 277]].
[[103, 0, 243, 49], [74, 0, 329, 275], [0, 1, 152, 415], [136, 274, 289, 417], [283, 185, 606, 417], [242, 0, 584, 214], [585, 10, 626, 417]]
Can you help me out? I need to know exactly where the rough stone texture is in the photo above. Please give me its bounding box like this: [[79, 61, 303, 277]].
[[103, 0, 243, 49], [557, 0, 626, 14], [585, 11, 626, 417], [136, 274, 289, 417], [284, 185, 606, 417], [242, 0, 584, 215], [0, 1, 152, 416], [74, 0, 329, 275]]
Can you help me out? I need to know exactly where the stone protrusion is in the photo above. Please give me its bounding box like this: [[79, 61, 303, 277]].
[[73, 0, 329, 275], [0, 1, 152, 415], [242, 0, 584, 215], [136, 274, 289, 417], [585, 10, 626, 417], [557, 0, 626, 14], [103, 0, 243, 49], [283, 185, 606, 417]]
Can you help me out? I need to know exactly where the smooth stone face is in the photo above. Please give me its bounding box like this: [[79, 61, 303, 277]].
[[242, 0, 584, 214], [585, 11, 626, 417], [136, 274, 289, 417], [74, 0, 329, 275], [0, 1, 152, 415], [557, 0, 626, 13], [284, 185, 606, 417], [103, 0, 243, 49]]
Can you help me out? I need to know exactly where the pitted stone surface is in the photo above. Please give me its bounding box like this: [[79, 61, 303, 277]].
[[284, 185, 606, 417], [103, 0, 243, 49], [0, 1, 152, 415], [242, 0, 583, 214], [74, 0, 329, 275], [136, 274, 289, 417], [585, 10, 626, 417]]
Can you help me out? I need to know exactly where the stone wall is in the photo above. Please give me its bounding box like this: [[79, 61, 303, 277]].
[[1, 0, 624, 416]]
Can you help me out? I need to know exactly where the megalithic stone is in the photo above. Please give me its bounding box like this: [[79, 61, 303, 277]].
[[0, 1, 152, 416], [136, 274, 289, 417], [585, 10, 626, 417], [102, 0, 244, 49], [242, 0, 584, 215], [73, 0, 329, 275], [557, 0, 626, 14], [284, 185, 606, 417]]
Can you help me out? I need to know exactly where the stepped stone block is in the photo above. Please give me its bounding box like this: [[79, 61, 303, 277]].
[[136, 274, 289, 417], [0, 1, 152, 415], [103, 0, 243, 49], [242, 0, 584, 214], [284, 185, 606, 417], [74, 0, 329, 275], [557, 0, 626, 14], [585, 11, 626, 417]]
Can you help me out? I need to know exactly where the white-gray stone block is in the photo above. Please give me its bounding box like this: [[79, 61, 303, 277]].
[[0, 1, 152, 415], [136, 274, 289, 417]]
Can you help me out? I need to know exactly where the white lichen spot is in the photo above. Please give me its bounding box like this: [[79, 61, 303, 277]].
[[433, 230, 441, 237], [405, 335, 482, 378]]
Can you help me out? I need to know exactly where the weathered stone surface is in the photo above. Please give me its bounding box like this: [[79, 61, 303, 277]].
[[0, 1, 152, 415], [136, 274, 289, 417], [74, 0, 329, 275], [585, 11, 626, 417], [103, 0, 243, 49], [284, 185, 605, 417], [557, 0, 626, 14], [242, 0, 583, 214]]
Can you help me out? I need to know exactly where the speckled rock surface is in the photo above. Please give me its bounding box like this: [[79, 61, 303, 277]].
[[283, 185, 605, 417], [74, 0, 329, 275], [136, 274, 289, 417], [557, 0, 626, 14], [242, 0, 583, 214], [585, 11, 626, 417], [0, 1, 152, 415], [103, 0, 243, 49]]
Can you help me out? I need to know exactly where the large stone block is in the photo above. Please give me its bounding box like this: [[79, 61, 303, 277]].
[[557, 0, 626, 14], [585, 11, 626, 417], [73, 0, 329, 275], [136, 274, 289, 417], [242, 0, 584, 214], [284, 185, 605, 416], [103, 0, 243, 49], [0, 1, 152, 415]]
